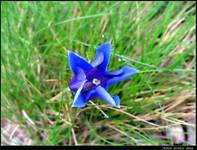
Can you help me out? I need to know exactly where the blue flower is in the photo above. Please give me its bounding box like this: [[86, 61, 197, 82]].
[[68, 41, 137, 108]]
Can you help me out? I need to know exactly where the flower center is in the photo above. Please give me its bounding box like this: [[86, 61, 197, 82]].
[[92, 78, 101, 86]]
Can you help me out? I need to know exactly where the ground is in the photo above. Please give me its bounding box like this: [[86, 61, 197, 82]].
[[1, 1, 196, 145]]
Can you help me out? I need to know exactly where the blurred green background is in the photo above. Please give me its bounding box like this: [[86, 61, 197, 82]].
[[1, 1, 196, 145]]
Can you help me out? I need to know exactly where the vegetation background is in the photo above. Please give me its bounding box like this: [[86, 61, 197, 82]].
[[1, 1, 196, 145]]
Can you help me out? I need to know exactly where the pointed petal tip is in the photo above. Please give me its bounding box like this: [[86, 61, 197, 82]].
[[114, 105, 120, 108], [107, 40, 112, 44], [132, 68, 138, 74], [110, 102, 120, 108], [107, 40, 112, 46], [113, 95, 120, 108], [68, 50, 75, 56], [135, 69, 139, 74], [124, 66, 138, 74], [99, 41, 112, 47], [112, 102, 120, 108], [72, 103, 86, 108], [68, 50, 74, 58], [68, 50, 82, 58]]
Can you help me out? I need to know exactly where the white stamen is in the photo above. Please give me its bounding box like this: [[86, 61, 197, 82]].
[[92, 78, 101, 86]]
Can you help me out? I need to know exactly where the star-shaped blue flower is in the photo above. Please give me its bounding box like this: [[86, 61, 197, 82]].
[[68, 41, 137, 108]]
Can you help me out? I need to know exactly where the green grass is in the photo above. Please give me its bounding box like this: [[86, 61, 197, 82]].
[[1, 1, 196, 145]]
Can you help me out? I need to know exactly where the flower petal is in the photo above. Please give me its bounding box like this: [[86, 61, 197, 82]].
[[107, 66, 137, 86], [68, 51, 93, 75], [72, 80, 87, 108], [91, 52, 104, 67], [85, 89, 96, 101], [112, 96, 120, 108], [92, 41, 112, 70], [75, 67, 86, 80], [95, 86, 116, 106], [69, 68, 86, 94], [106, 69, 123, 76]]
